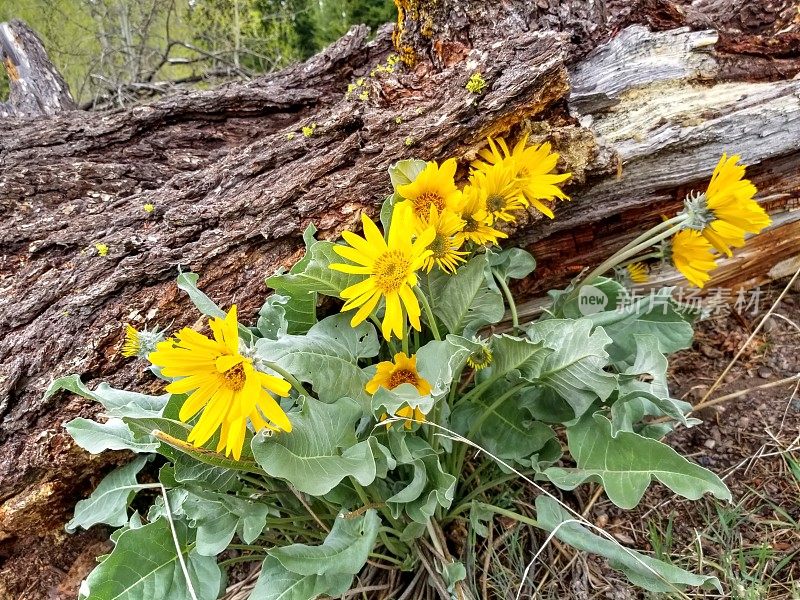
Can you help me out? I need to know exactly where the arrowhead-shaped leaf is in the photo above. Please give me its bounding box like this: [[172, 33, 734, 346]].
[[78, 518, 221, 600], [67, 456, 149, 532], [251, 396, 377, 495], [544, 413, 731, 509], [268, 510, 380, 576], [66, 418, 159, 454], [248, 556, 352, 600], [536, 496, 722, 592], [433, 255, 504, 337], [255, 314, 379, 407]]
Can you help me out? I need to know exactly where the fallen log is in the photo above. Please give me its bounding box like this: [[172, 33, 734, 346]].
[[0, 1, 798, 596]]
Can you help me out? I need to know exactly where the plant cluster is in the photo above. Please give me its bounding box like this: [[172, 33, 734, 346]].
[[57, 135, 770, 599]]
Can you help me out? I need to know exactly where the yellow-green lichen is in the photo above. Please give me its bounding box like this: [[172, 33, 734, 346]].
[[466, 72, 487, 94]]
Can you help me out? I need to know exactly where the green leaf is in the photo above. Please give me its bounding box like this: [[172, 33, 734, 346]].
[[78, 518, 221, 600], [124, 414, 258, 473], [434, 254, 504, 337], [266, 237, 363, 333], [67, 456, 149, 532], [66, 418, 159, 454], [546, 277, 626, 320], [255, 314, 379, 407], [385, 433, 456, 523], [46, 376, 168, 418], [599, 289, 694, 363], [544, 413, 731, 509], [251, 396, 377, 495], [611, 334, 696, 433], [487, 247, 536, 283], [183, 492, 268, 556], [451, 384, 557, 467], [269, 510, 380, 576], [248, 556, 352, 600], [524, 319, 618, 416], [265, 225, 321, 334], [415, 335, 481, 399], [536, 496, 722, 592], [489, 320, 616, 421], [388, 158, 427, 190], [176, 271, 226, 319], [257, 294, 290, 339], [172, 452, 240, 493], [176, 271, 253, 341]]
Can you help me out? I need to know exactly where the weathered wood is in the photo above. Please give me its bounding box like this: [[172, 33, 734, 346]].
[[0, 19, 75, 118], [0, 1, 799, 597]]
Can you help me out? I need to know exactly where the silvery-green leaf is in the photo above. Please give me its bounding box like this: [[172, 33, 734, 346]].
[[78, 518, 221, 600], [66, 418, 159, 454], [172, 452, 240, 493], [611, 334, 693, 433], [388, 158, 427, 190], [255, 314, 379, 407], [257, 294, 290, 339], [176, 271, 226, 319], [386, 433, 456, 523], [544, 413, 731, 509], [370, 384, 434, 417], [248, 556, 352, 600], [599, 289, 694, 363], [546, 277, 626, 320], [536, 496, 722, 592], [415, 335, 481, 399], [267, 237, 363, 332], [176, 271, 253, 342], [524, 319, 618, 415], [46, 376, 168, 418], [252, 396, 377, 495], [269, 510, 380, 576], [451, 384, 557, 467], [183, 492, 268, 556], [434, 255, 504, 337], [442, 562, 467, 592], [486, 247, 536, 283], [67, 456, 149, 532], [265, 225, 320, 334]]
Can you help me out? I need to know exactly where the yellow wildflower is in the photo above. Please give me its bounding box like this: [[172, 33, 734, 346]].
[[148, 306, 292, 460], [366, 352, 432, 396], [474, 135, 571, 218], [380, 405, 427, 430], [670, 230, 718, 289], [121, 324, 142, 358], [330, 203, 435, 340], [456, 183, 508, 247], [626, 262, 649, 284], [467, 163, 527, 225], [417, 205, 468, 274], [689, 154, 771, 256], [396, 159, 463, 224]]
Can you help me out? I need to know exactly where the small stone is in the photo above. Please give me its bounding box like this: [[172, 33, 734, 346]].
[[700, 344, 724, 359], [757, 403, 768, 412], [738, 416, 751, 429], [595, 513, 609, 528], [762, 317, 777, 333], [704, 439, 716, 449], [758, 367, 773, 379]]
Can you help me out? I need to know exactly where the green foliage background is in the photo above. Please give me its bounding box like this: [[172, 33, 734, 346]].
[[0, 0, 394, 104]]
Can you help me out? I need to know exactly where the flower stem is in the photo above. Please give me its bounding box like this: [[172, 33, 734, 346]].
[[493, 270, 519, 331], [260, 360, 311, 397], [579, 217, 688, 286], [415, 287, 442, 341]]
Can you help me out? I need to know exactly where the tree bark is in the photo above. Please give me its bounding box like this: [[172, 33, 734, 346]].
[[0, 1, 799, 597]]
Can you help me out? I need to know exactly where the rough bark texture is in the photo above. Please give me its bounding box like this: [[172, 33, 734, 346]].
[[0, 1, 799, 597]]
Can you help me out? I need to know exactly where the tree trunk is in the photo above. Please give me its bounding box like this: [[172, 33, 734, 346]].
[[1, 2, 799, 597]]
